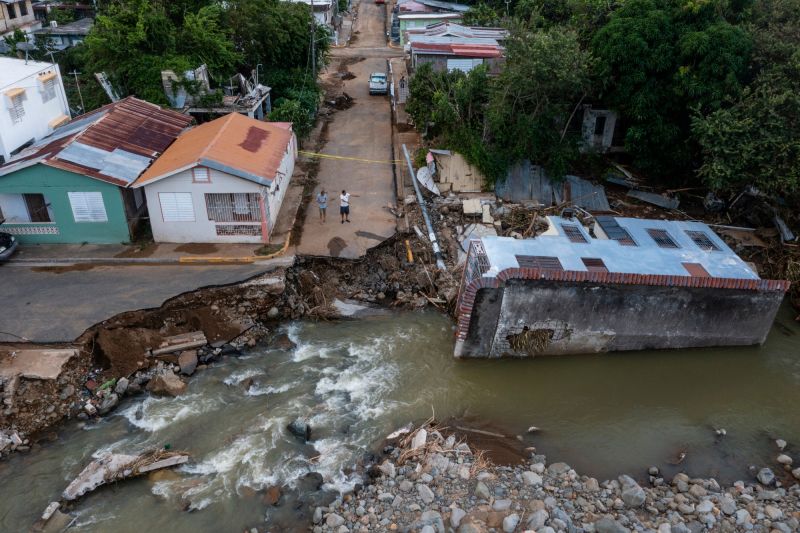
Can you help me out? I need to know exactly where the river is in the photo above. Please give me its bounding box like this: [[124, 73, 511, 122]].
[[1, 305, 799, 531]]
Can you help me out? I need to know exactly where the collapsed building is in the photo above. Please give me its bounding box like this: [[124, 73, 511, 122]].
[[455, 214, 790, 358]]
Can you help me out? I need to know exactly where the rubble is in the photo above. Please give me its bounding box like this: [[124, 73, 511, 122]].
[[62, 450, 189, 501]]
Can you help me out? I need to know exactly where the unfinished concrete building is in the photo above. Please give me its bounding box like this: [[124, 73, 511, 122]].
[[455, 215, 789, 358]]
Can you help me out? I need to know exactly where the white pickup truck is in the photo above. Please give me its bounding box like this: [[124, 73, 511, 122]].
[[368, 72, 388, 95]]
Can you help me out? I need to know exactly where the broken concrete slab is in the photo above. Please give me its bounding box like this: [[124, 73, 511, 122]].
[[626, 189, 680, 209], [462, 198, 482, 215], [332, 299, 393, 318], [31, 508, 75, 533], [151, 331, 207, 356], [482, 204, 494, 224], [63, 451, 190, 501], [0, 349, 78, 381]]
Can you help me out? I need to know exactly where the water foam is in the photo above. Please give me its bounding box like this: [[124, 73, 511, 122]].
[[120, 393, 218, 432], [223, 368, 265, 386], [246, 383, 293, 396]]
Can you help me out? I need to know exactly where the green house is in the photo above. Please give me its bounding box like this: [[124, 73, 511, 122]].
[[0, 97, 192, 244]]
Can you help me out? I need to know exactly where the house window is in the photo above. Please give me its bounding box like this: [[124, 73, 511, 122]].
[[159, 192, 194, 222], [7, 3, 16, 18], [647, 228, 680, 249], [561, 224, 588, 243], [594, 115, 607, 136], [516, 255, 564, 270], [581, 257, 609, 273], [682, 262, 711, 277], [685, 230, 720, 251], [205, 193, 261, 222], [68, 192, 108, 223], [0, 193, 53, 222], [19, 1, 28, 16], [595, 215, 637, 246], [41, 78, 56, 103], [192, 167, 211, 183], [9, 93, 25, 124]]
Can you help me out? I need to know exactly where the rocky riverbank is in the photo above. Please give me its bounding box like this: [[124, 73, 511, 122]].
[[311, 424, 800, 533]]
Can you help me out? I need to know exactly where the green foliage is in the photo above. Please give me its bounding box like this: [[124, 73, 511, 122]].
[[269, 99, 313, 139], [338, 0, 349, 12], [48, 8, 76, 25], [462, 3, 502, 26], [591, 0, 752, 179], [489, 24, 593, 179], [692, 0, 800, 195], [84, 0, 239, 103]]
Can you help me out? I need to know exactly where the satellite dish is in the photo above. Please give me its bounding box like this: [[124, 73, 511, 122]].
[[16, 41, 38, 51], [0, 41, 10, 54]]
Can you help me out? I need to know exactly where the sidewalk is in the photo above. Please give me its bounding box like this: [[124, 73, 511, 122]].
[[7, 242, 290, 265]]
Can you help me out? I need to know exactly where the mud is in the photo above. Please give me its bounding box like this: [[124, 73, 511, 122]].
[[31, 264, 98, 274], [174, 243, 219, 254]]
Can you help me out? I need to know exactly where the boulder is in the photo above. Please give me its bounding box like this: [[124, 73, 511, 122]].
[[178, 351, 198, 376], [287, 418, 311, 442], [594, 517, 631, 533], [757, 467, 775, 485], [146, 372, 187, 397], [264, 485, 281, 506], [502, 513, 520, 533], [97, 393, 119, 415], [114, 377, 129, 395], [272, 334, 297, 350]]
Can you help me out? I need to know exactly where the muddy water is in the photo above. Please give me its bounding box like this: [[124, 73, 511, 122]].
[[2, 306, 800, 531]]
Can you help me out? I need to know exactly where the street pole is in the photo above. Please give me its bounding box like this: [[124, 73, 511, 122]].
[[69, 70, 85, 113], [311, 0, 316, 81], [402, 144, 447, 271]]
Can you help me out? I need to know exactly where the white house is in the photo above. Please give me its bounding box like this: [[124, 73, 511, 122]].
[[0, 56, 70, 164], [132, 113, 297, 244]]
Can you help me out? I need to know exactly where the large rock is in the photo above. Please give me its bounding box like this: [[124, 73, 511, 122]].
[[178, 350, 198, 375], [618, 475, 646, 508], [287, 418, 311, 442], [97, 393, 119, 415], [417, 483, 435, 504], [114, 377, 129, 395], [757, 467, 775, 485], [527, 509, 548, 530], [146, 372, 187, 397], [594, 517, 631, 533], [502, 513, 520, 533]]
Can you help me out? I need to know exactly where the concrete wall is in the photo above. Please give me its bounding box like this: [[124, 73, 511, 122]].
[[0, 63, 69, 162], [459, 278, 785, 358], [433, 151, 484, 192], [0, 0, 37, 36], [0, 164, 131, 244]]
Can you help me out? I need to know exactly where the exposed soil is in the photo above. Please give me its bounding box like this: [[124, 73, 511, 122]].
[[174, 243, 219, 254], [31, 264, 98, 274]]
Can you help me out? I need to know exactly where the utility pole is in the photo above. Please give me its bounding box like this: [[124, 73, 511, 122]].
[[310, 0, 316, 81], [68, 70, 85, 113]]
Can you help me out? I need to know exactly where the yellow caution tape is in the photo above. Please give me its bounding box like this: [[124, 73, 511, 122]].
[[298, 150, 402, 164]]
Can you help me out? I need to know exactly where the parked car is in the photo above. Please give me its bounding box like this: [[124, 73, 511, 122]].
[[369, 72, 388, 95], [0, 219, 18, 262]]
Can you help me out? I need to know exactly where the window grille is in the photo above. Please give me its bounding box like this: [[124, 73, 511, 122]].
[[192, 167, 210, 183], [647, 228, 679, 249], [205, 193, 261, 222], [516, 255, 564, 270], [685, 230, 720, 251], [9, 95, 25, 124], [581, 257, 608, 273], [595, 215, 637, 246], [42, 79, 56, 102], [561, 224, 588, 243]]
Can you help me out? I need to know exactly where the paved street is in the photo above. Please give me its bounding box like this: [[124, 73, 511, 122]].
[[0, 258, 292, 343], [296, 0, 398, 259]]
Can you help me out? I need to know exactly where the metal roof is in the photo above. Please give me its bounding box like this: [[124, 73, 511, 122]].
[[405, 21, 508, 40], [134, 113, 294, 188], [0, 97, 193, 186], [34, 17, 94, 35], [495, 161, 609, 211], [409, 36, 500, 46], [478, 216, 761, 281], [414, 0, 470, 12]]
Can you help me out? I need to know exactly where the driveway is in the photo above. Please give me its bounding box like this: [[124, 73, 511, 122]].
[[0, 258, 292, 343], [296, 0, 398, 259]]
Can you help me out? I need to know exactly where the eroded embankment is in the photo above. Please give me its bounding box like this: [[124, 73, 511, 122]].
[[0, 233, 460, 457]]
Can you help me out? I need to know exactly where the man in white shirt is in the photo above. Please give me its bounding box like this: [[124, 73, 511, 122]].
[[340, 189, 351, 224]]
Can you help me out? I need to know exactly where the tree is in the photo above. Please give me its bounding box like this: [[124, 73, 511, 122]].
[[269, 98, 314, 139], [488, 24, 593, 179], [462, 3, 501, 26], [692, 0, 800, 195], [83, 0, 239, 104], [592, 0, 751, 180]]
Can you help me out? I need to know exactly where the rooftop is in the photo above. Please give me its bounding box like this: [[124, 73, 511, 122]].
[[0, 97, 193, 187], [477, 216, 760, 281], [399, 12, 462, 19], [0, 57, 58, 91], [406, 22, 508, 40], [133, 113, 293, 188], [35, 17, 94, 35]]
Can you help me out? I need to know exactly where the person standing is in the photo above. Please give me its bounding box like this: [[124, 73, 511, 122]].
[[340, 190, 351, 223], [316, 189, 328, 223]]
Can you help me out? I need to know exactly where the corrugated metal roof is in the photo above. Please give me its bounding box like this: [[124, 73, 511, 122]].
[[495, 161, 609, 211], [414, 0, 470, 12], [0, 97, 192, 186], [134, 113, 294, 188], [406, 21, 508, 40], [409, 35, 499, 46]]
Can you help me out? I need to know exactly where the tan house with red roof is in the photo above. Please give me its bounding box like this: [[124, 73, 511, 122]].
[[132, 113, 296, 243]]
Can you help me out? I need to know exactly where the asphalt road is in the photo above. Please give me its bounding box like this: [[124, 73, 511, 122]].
[[297, 0, 397, 259], [0, 259, 292, 343]]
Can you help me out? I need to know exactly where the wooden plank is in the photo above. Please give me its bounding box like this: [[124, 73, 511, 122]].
[[150, 339, 207, 356]]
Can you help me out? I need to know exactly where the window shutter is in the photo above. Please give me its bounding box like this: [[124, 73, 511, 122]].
[[68, 192, 108, 222], [159, 192, 194, 222]]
